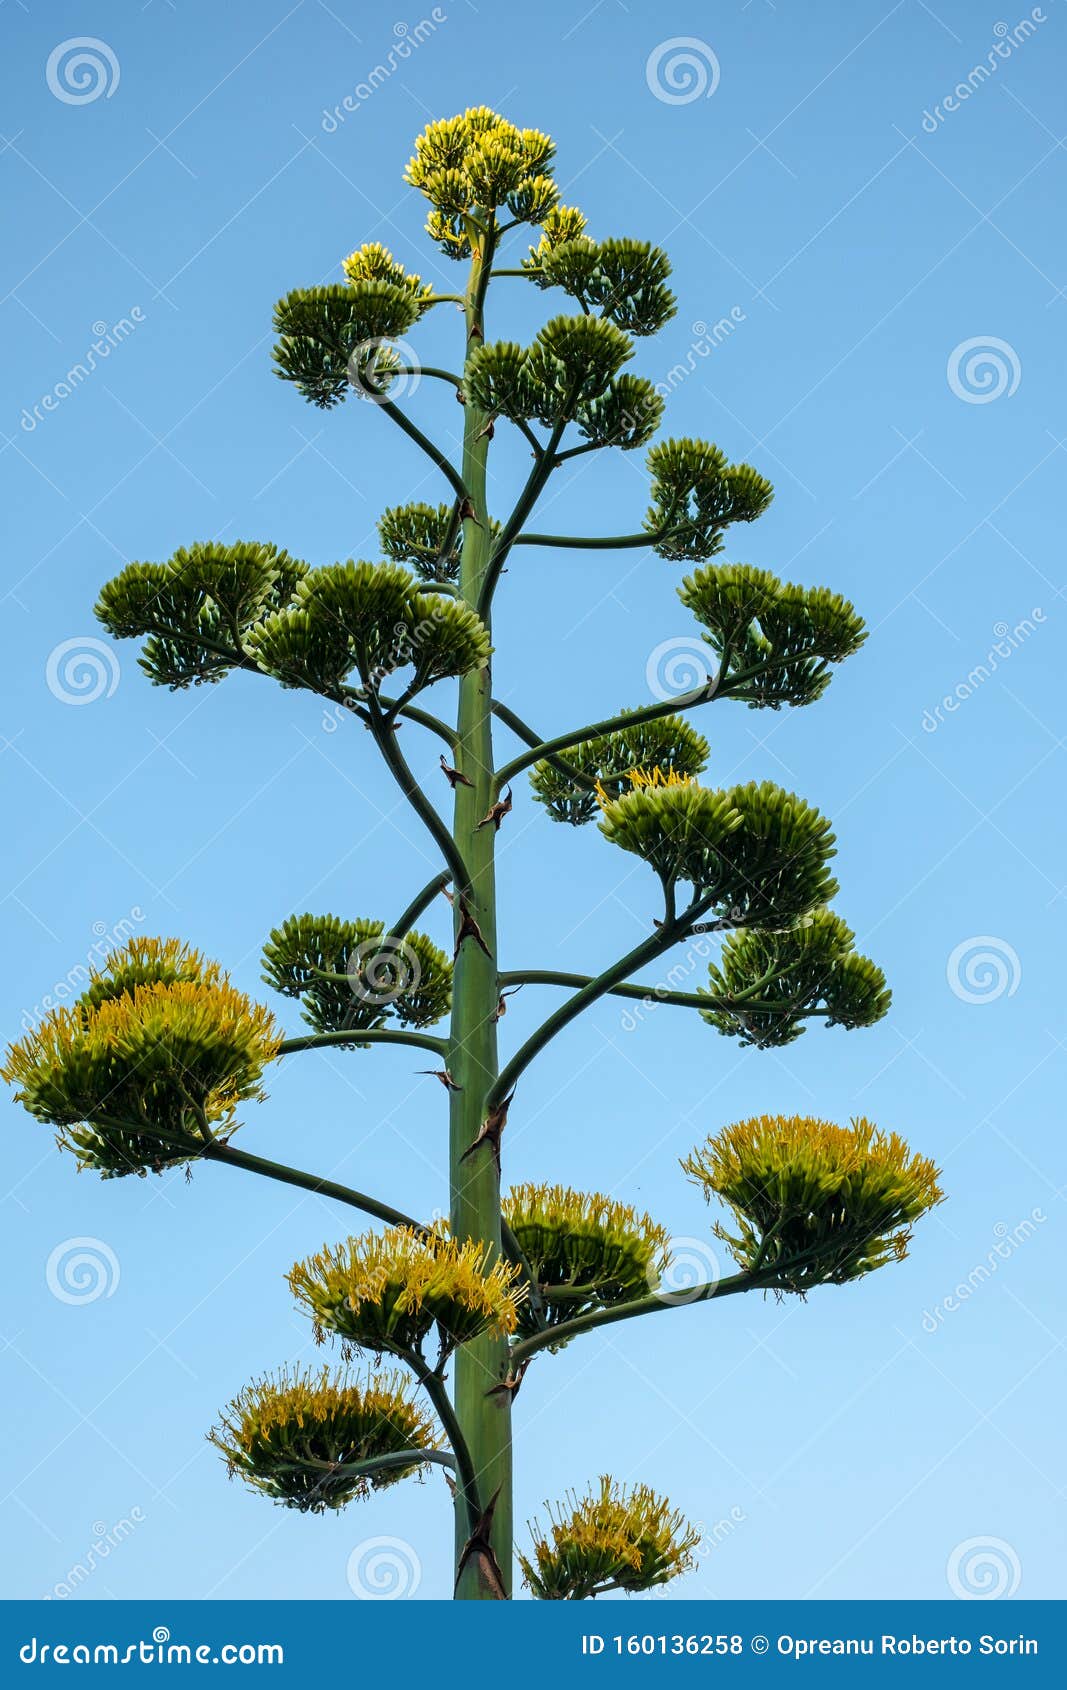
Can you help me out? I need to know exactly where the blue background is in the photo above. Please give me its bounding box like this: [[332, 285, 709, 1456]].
[[0, 0, 1063, 1606]]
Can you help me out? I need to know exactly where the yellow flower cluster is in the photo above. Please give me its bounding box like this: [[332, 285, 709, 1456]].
[[594, 762, 692, 812], [404, 108, 561, 257], [521, 1476, 699, 1600], [503, 1182, 669, 1335], [289, 1225, 526, 1357], [683, 1114, 944, 1289], [2, 938, 282, 1177], [210, 1364, 440, 1513]]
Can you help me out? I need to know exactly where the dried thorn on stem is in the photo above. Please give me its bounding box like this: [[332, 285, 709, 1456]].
[[454, 1489, 508, 1602], [486, 1359, 530, 1400], [460, 1088, 515, 1173], [454, 898, 493, 961], [476, 785, 512, 832], [493, 984, 523, 1021], [440, 753, 474, 790], [416, 1067, 463, 1092]]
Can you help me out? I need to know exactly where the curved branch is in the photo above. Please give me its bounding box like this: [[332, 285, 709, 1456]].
[[278, 1027, 448, 1058], [273, 1448, 457, 1480], [394, 365, 463, 391], [406, 1352, 482, 1530], [377, 397, 470, 505], [509, 1270, 763, 1367], [511, 529, 658, 551], [204, 1140, 424, 1230], [94, 1112, 423, 1231], [366, 699, 473, 894], [492, 680, 719, 794], [386, 869, 452, 943], [495, 970, 830, 1018], [477, 407, 572, 618], [484, 895, 717, 1112], [490, 698, 598, 794]]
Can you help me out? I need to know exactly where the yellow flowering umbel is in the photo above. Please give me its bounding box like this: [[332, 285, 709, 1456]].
[[210, 1365, 440, 1513], [340, 241, 435, 310], [683, 1115, 944, 1291], [1, 937, 282, 1178], [521, 1477, 699, 1600], [503, 1183, 670, 1338], [405, 108, 559, 259], [288, 1225, 526, 1359]]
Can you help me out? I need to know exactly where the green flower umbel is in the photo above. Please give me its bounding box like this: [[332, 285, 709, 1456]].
[[683, 1114, 944, 1290], [210, 1365, 441, 1513], [521, 1477, 699, 1600]]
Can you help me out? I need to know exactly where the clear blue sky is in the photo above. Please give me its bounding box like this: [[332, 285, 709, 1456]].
[[1, 0, 1063, 1604]]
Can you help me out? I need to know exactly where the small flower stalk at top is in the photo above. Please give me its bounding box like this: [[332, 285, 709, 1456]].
[[210, 1364, 441, 1513], [521, 1477, 699, 1600], [683, 1115, 944, 1291], [1, 937, 281, 1178], [288, 1226, 526, 1361]]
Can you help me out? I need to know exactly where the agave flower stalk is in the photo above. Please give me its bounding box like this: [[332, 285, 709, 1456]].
[[4, 108, 945, 1602]]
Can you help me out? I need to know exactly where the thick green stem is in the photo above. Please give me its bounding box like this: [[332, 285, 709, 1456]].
[[447, 226, 513, 1600]]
